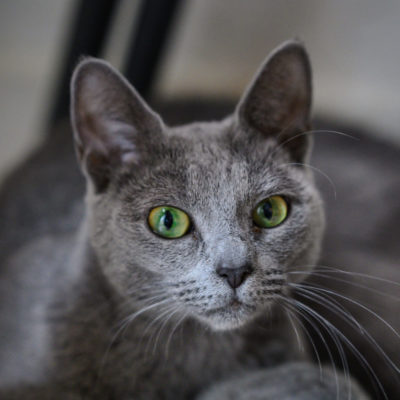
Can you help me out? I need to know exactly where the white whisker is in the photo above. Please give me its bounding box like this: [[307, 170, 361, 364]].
[[284, 305, 322, 378], [293, 282, 400, 374], [288, 287, 355, 399], [291, 270, 400, 302], [292, 284, 363, 334], [98, 298, 170, 378], [289, 265, 400, 287], [270, 128, 359, 161], [281, 162, 337, 199], [286, 309, 304, 352], [142, 304, 179, 356], [165, 311, 188, 359], [292, 297, 388, 400], [152, 308, 181, 357], [279, 296, 341, 400]]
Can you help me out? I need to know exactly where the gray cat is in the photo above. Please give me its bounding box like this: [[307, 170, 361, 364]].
[[0, 41, 368, 399]]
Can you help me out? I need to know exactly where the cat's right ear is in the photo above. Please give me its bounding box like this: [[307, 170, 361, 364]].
[[236, 40, 312, 163], [70, 58, 163, 193]]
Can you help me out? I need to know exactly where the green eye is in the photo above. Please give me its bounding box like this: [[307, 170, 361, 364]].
[[148, 206, 191, 238], [252, 196, 288, 228]]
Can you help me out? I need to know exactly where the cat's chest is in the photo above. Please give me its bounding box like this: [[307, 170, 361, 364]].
[[100, 320, 289, 399]]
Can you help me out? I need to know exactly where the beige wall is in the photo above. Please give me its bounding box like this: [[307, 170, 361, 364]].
[[159, 0, 400, 140], [0, 0, 74, 180]]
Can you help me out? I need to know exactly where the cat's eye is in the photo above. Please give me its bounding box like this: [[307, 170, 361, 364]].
[[252, 196, 288, 228], [148, 206, 191, 239]]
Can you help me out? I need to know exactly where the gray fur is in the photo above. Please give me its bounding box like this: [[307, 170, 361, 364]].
[[197, 362, 367, 400], [0, 41, 368, 399]]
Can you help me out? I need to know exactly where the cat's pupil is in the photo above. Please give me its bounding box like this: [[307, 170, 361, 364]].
[[163, 210, 173, 230], [263, 202, 273, 219]]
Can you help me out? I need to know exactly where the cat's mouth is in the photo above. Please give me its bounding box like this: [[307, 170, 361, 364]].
[[203, 296, 256, 319], [230, 298, 242, 310], [199, 298, 257, 330]]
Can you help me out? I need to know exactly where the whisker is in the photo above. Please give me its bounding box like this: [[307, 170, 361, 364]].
[[308, 129, 359, 141], [165, 311, 188, 359], [140, 303, 177, 343], [293, 282, 400, 373], [289, 265, 400, 287], [285, 309, 304, 353], [271, 128, 359, 161], [288, 288, 356, 400], [293, 285, 400, 387], [289, 270, 400, 302], [281, 162, 337, 199], [117, 291, 169, 315], [292, 284, 363, 334], [279, 296, 341, 400], [291, 297, 388, 400], [98, 297, 171, 378], [117, 296, 171, 338], [142, 304, 179, 356], [127, 288, 169, 300], [115, 292, 172, 328], [152, 307, 181, 357], [283, 305, 323, 378], [296, 284, 400, 356]]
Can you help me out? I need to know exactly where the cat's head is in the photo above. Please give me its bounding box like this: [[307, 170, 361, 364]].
[[70, 41, 324, 330]]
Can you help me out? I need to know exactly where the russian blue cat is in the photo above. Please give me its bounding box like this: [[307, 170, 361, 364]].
[[0, 41, 368, 399]]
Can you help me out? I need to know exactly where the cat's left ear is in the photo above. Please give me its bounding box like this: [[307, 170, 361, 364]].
[[70, 58, 163, 192], [236, 40, 312, 162]]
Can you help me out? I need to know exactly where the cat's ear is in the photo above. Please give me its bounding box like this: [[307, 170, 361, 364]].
[[236, 40, 312, 162], [70, 58, 163, 192]]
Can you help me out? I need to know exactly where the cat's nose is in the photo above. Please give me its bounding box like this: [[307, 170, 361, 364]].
[[216, 263, 253, 289]]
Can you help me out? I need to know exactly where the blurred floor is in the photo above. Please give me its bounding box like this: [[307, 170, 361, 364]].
[[1, 0, 400, 183]]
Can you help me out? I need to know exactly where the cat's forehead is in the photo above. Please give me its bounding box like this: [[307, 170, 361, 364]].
[[180, 142, 296, 211], [166, 120, 287, 183], [121, 121, 301, 209], [166, 119, 276, 165]]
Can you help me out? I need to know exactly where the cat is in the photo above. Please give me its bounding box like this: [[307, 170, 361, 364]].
[[0, 40, 369, 399]]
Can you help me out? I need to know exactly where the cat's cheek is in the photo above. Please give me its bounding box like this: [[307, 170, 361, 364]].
[[285, 214, 325, 283]]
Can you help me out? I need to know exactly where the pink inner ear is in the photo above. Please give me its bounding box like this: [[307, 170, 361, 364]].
[[84, 115, 139, 157], [102, 119, 141, 165]]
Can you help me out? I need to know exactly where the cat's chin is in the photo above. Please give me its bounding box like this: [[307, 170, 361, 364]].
[[198, 302, 258, 331]]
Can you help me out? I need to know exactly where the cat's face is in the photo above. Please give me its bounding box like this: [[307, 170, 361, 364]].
[[71, 41, 324, 330]]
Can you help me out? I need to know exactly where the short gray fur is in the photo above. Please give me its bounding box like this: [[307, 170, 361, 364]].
[[0, 41, 369, 399]]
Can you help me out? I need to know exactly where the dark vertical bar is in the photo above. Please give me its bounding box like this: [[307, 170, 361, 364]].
[[123, 0, 183, 99], [49, 0, 120, 127]]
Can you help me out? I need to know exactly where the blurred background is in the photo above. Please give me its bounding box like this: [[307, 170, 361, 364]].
[[1, 0, 400, 183]]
